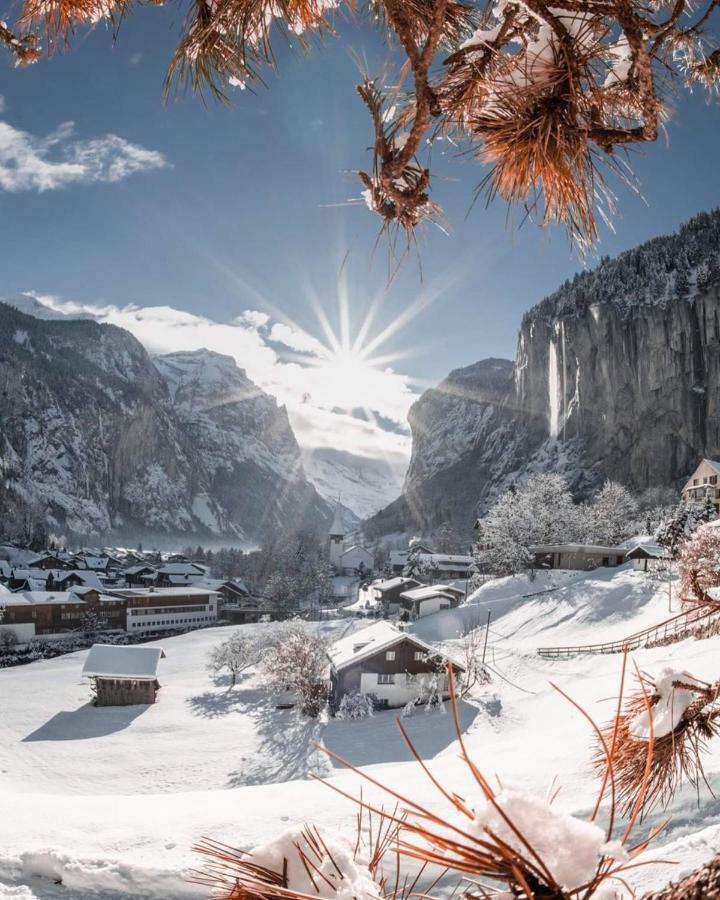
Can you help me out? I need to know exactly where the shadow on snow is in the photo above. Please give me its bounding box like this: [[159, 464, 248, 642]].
[[22, 703, 149, 742]]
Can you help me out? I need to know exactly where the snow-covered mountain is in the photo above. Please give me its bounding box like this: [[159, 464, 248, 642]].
[[0, 303, 332, 541], [301, 446, 406, 520], [367, 209, 720, 536]]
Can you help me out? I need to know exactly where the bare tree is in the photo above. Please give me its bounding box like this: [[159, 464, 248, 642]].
[[3, 0, 718, 259], [260, 622, 329, 716], [207, 631, 258, 690], [458, 615, 491, 695]]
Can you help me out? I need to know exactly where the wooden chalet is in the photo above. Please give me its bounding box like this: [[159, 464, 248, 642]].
[[83, 644, 166, 706], [371, 577, 423, 615], [398, 584, 463, 619], [328, 622, 464, 710]]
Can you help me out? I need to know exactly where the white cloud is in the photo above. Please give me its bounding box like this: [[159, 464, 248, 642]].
[[0, 96, 5, 114], [268, 321, 325, 355], [0, 120, 168, 193], [22, 292, 417, 463]]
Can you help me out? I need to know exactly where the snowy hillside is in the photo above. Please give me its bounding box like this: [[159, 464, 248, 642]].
[[301, 447, 406, 519], [2, 566, 720, 898]]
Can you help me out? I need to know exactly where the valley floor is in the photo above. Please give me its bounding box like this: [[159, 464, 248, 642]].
[[2, 566, 719, 898]]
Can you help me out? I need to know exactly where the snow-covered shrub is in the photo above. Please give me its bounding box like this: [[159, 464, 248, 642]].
[[197, 826, 382, 900], [0, 628, 18, 652], [336, 691, 374, 720], [598, 666, 720, 816], [400, 699, 417, 718], [470, 788, 627, 892], [679, 524, 720, 603]]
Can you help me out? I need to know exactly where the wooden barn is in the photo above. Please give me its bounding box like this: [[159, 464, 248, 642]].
[[82, 644, 166, 706]]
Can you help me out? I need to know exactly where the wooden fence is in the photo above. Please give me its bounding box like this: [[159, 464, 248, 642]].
[[537, 603, 720, 660]]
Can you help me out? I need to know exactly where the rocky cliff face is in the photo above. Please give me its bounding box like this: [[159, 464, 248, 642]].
[[154, 349, 330, 540], [366, 209, 720, 536], [0, 304, 331, 541]]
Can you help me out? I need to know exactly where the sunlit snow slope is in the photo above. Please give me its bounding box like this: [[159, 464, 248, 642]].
[[2, 565, 719, 898]]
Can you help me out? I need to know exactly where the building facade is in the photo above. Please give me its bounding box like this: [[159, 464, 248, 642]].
[[328, 622, 464, 710], [682, 459, 720, 515]]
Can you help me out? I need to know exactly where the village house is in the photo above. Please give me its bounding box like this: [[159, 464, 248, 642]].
[[530, 543, 627, 571], [389, 545, 434, 573], [123, 565, 158, 587], [398, 584, 464, 619], [338, 545, 373, 576], [624, 543, 671, 572], [371, 577, 423, 615], [327, 622, 464, 710], [681, 459, 720, 515], [27, 553, 75, 571], [107, 586, 219, 632], [389, 548, 474, 580], [83, 644, 166, 706], [0, 590, 126, 640], [155, 562, 208, 587]]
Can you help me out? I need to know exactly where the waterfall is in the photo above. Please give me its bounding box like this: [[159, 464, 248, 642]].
[[560, 320, 567, 441], [548, 336, 560, 439]]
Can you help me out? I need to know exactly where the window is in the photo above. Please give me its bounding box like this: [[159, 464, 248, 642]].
[[385, 651, 396, 661], [414, 651, 426, 661], [377, 674, 395, 685], [694, 478, 699, 485]]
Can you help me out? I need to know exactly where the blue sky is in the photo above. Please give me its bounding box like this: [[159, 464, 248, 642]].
[[1, 11, 719, 462]]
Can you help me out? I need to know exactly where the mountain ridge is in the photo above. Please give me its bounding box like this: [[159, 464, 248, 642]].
[[0, 302, 333, 542]]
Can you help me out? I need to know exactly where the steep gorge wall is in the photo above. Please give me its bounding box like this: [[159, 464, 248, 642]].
[[366, 209, 720, 537]]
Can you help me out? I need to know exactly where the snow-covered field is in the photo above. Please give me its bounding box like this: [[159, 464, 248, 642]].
[[2, 565, 720, 898]]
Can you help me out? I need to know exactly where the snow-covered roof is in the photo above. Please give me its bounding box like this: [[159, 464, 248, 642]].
[[420, 553, 473, 565], [373, 576, 421, 593], [329, 622, 464, 672], [0, 582, 10, 595], [341, 545, 372, 558], [196, 579, 249, 594], [58, 570, 103, 589], [329, 623, 424, 670], [156, 563, 207, 576], [82, 644, 166, 680], [1, 591, 87, 607], [123, 565, 157, 576], [165, 574, 202, 585], [328, 504, 345, 538], [624, 543, 669, 560], [80, 557, 111, 570], [399, 585, 459, 602], [109, 587, 219, 598], [530, 543, 627, 554]]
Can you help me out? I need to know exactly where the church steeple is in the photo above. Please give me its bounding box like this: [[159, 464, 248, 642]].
[[328, 500, 345, 570], [329, 502, 345, 539]]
